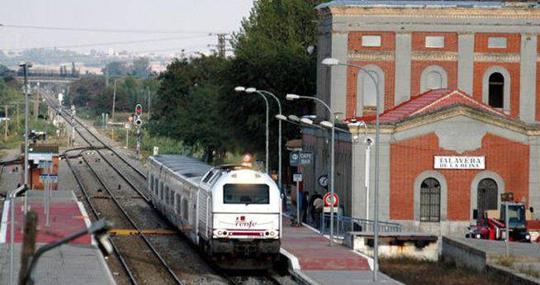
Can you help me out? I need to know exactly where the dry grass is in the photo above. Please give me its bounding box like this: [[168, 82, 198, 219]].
[[495, 255, 516, 267], [380, 257, 512, 285], [517, 265, 540, 278]]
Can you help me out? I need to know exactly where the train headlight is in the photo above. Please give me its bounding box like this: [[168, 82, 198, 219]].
[[475, 234, 481, 239], [269, 231, 276, 237], [526, 234, 531, 240]]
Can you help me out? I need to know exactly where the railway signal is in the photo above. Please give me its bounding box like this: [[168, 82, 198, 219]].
[[135, 104, 143, 116]]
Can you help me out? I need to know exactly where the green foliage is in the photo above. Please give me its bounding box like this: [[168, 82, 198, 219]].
[[103, 61, 130, 77], [151, 55, 231, 162], [220, 0, 324, 159]]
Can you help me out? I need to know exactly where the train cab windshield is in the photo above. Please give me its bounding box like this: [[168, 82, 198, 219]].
[[223, 184, 269, 205]]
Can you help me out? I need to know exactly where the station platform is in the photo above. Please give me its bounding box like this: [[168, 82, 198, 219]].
[[280, 216, 402, 285], [0, 190, 114, 285]]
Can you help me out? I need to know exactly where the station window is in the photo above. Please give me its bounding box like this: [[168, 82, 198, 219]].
[[420, 178, 441, 222], [488, 37, 507, 49], [425, 36, 444, 48], [361, 35, 381, 47], [488, 72, 504, 108]]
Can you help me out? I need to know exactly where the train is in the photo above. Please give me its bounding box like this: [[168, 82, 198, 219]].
[[147, 155, 282, 269]]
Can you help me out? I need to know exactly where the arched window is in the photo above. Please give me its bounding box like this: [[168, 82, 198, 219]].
[[477, 178, 498, 217], [356, 65, 384, 114], [420, 66, 448, 93], [488, 73, 504, 108], [420, 178, 441, 222]]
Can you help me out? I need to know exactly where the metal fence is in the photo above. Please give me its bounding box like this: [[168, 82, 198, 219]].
[[319, 213, 402, 237]]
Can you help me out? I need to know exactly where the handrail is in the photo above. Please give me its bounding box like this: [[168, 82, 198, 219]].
[[319, 213, 401, 237]]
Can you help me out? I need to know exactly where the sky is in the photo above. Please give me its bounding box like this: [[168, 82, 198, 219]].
[[0, 0, 255, 56]]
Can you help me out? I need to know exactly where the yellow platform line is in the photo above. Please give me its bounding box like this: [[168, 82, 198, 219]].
[[110, 229, 176, 236]]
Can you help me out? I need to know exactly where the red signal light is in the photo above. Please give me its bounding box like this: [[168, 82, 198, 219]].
[[135, 104, 143, 115]]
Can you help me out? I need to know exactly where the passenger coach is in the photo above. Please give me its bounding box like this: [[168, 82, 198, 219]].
[[147, 155, 282, 269]]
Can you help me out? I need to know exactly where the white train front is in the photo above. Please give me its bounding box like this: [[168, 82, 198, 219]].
[[147, 155, 282, 269]]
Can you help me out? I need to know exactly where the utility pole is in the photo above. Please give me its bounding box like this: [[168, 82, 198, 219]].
[[146, 87, 151, 120], [4, 105, 8, 141], [216, 33, 227, 57], [33, 83, 40, 119], [15, 103, 19, 131], [112, 80, 117, 122], [20, 62, 32, 197]]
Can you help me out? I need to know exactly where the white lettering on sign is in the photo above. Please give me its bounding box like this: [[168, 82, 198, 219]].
[[434, 156, 485, 170], [235, 216, 257, 228]]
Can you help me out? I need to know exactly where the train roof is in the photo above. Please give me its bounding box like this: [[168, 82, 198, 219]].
[[150, 155, 212, 183]]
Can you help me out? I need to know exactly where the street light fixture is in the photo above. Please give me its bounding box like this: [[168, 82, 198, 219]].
[[288, 115, 300, 122], [286, 93, 338, 247], [245, 87, 284, 188], [19, 62, 31, 216], [234, 86, 270, 173], [323, 57, 381, 281], [299, 117, 313, 125]]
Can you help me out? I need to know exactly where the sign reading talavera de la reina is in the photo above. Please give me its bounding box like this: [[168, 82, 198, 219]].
[[434, 156, 485, 170]]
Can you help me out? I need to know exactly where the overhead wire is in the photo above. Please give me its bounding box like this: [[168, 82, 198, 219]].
[[4, 34, 214, 51], [0, 23, 229, 35]]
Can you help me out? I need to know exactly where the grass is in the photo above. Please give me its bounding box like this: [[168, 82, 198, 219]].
[[495, 255, 516, 267], [380, 257, 512, 285], [517, 265, 540, 278]]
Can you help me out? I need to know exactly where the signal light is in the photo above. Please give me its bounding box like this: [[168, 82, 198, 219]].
[[135, 104, 143, 115]]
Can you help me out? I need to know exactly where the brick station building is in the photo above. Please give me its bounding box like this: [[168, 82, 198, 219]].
[[302, 0, 540, 234]]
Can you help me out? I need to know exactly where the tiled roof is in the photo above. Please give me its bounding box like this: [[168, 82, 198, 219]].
[[353, 89, 508, 124]]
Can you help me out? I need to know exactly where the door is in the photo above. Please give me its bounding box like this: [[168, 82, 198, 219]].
[[477, 178, 498, 218]]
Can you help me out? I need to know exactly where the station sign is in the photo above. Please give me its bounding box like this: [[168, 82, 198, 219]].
[[38, 161, 53, 169], [293, 173, 303, 182], [434, 156, 485, 170], [39, 174, 58, 183], [289, 151, 313, 166], [28, 153, 53, 163]]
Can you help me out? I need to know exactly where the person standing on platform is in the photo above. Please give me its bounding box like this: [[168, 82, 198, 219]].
[[301, 191, 309, 223], [313, 196, 323, 228]]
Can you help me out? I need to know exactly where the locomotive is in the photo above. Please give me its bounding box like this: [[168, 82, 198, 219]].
[[147, 155, 282, 269]]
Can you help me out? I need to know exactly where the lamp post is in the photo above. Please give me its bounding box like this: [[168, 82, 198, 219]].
[[234, 86, 270, 173], [347, 120, 371, 220], [285, 93, 337, 246], [111, 79, 118, 122], [20, 62, 31, 214], [322, 57, 381, 281], [245, 88, 283, 187]]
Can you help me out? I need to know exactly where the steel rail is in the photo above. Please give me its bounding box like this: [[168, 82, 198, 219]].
[[64, 152, 139, 285], [79, 154, 184, 285], [70, 125, 151, 202], [44, 93, 146, 179]]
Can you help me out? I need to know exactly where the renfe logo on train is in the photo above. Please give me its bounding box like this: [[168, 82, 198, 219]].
[[235, 216, 257, 228], [434, 156, 485, 170]]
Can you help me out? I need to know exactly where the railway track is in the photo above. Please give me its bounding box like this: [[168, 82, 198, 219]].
[[44, 91, 294, 285], [65, 149, 183, 285]]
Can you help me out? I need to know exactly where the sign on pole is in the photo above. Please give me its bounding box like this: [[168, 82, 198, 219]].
[[289, 151, 313, 166], [293, 173, 303, 182], [323, 192, 339, 208]]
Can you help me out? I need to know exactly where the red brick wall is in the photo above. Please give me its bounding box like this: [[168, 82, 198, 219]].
[[348, 32, 395, 51], [390, 133, 529, 221], [474, 33, 521, 53], [472, 62, 520, 118], [537, 62, 540, 121], [410, 60, 458, 97], [412, 32, 458, 52], [346, 61, 395, 117]]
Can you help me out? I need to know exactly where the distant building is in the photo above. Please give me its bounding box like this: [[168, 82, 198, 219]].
[[303, 0, 540, 235]]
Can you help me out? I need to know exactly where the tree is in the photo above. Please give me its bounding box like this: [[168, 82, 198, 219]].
[[220, 0, 324, 162], [102, 61, 129, 77], [132, 57, 150, 78]]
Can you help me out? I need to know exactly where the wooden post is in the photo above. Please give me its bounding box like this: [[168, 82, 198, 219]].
[[18, 211, 38, 285]]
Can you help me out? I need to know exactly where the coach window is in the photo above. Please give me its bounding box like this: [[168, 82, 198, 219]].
[[160, 181, 164, 200], [176, 194, 181, 214], [182, 198, 189, 221], [420, 178, 441, 222], [150, 174, 154, 192], [165, 186, 170, 205]]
